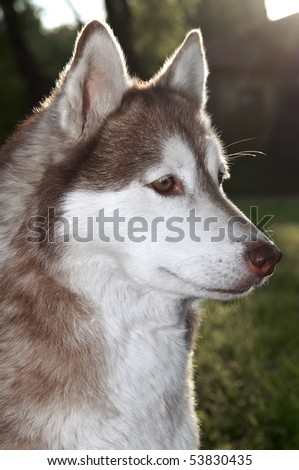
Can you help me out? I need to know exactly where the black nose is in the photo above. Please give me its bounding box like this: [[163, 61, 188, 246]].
[[246, 242, 282, 277]]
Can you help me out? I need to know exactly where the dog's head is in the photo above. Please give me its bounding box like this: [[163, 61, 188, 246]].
[[34, 21, 281, 300]]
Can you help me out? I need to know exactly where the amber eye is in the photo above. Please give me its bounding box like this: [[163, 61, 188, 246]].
[[150, 175, 183, 196], [218, 171, 225, 185]]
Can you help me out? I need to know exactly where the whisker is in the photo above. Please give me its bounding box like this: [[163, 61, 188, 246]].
[[223, 137, 256, 150], [228, 150, 267, 160]]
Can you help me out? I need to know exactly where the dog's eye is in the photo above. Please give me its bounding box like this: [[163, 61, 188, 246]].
[[218, 171, 225, 185], [150, 175, 183, 196]]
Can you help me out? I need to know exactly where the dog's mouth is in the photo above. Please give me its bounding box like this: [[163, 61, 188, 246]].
[[203, 277, 264, 296], [159, 267, 265, 297]]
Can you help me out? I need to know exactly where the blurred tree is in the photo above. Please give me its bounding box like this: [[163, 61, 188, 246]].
[[106, 0, 199, 79], [0, 0, 49, 104], [0, 0, 77, 140], [105, 0, 141, 76]]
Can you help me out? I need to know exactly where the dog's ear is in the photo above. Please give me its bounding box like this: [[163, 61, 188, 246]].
[[154, 29, 208, 109], [56, 21, 130, 139]]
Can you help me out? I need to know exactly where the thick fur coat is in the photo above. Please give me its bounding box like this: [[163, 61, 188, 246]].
[[0, 21, 281, 449]]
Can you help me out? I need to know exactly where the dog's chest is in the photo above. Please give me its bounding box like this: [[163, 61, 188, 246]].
[[102, 322, 196, 448], [54, 317, 198, 449]]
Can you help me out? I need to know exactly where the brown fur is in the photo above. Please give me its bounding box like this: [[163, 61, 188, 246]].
[[0, 249, 108, 448]]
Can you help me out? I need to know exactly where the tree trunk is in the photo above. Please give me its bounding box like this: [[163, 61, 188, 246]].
[[0, 0, 50, 105], [105, 0, 142, 77]]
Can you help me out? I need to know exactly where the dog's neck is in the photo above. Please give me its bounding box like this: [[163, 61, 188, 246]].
[[56, 253, 198, 448]]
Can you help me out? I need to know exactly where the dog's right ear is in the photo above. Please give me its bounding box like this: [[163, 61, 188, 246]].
[[154, 29, 208, 110], [56, 21, 130, 140]]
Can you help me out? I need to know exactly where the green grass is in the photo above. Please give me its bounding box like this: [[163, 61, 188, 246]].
[[194, 197, 299, 449]]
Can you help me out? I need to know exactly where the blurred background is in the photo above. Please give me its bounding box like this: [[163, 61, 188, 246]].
[[0, 0, 298, 450]]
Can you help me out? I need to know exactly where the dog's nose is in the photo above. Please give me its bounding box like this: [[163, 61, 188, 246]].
[[246, 242, 282, 277]]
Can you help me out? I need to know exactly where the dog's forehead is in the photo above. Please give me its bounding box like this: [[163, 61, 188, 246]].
[[110, 86, 211, 158], [124, 86, 209, 145], [79, 86, 217, 190], [121, 87, 224, 176]]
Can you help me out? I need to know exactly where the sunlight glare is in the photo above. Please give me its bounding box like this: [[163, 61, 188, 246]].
[[265, 0, 299, 21]]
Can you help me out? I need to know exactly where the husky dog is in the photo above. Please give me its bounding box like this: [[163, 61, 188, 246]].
[[0, 21, 281, 449]]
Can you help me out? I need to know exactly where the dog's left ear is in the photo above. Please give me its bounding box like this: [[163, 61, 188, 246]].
[[56, 21, 130, 140], [154, 29, 208, 109]]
